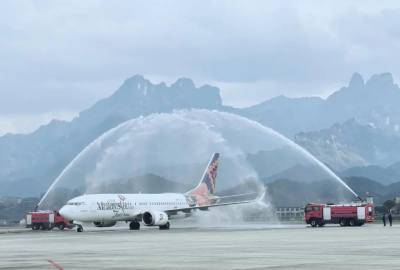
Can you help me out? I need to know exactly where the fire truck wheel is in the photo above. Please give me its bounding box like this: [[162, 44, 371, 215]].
[[58, 224, 65, 230], [349, 219, 356, 226], [339, 219, 346, 227], [77, 226, 83, 232], [310, 219, 318, 227], [32, 224, 39, 230]]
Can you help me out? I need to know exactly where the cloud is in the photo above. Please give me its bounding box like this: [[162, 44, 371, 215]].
[[1, 0, 400, 125]]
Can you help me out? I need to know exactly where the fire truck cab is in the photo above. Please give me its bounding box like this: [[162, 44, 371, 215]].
[[304, 202, 374, 227]]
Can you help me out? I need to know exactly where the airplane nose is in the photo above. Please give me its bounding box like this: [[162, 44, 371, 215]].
[[59, 206, 71, 219]]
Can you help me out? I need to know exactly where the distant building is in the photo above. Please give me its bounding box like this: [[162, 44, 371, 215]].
[[276, 207, 304, 220], [366, 196, 374, 204], [394, 197, 400, 204]]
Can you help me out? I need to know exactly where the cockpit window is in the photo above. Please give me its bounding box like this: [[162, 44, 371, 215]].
[[67, 202, 84, 206]]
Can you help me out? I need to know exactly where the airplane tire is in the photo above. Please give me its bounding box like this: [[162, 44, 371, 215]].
[[129, 221, 140, 230], [349, 219, 356, 226], [77, 226, 83, 232], [159, 222, 170, 230]]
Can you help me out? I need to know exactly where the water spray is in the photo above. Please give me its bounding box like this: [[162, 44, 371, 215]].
[[39, 110, 360, 210]]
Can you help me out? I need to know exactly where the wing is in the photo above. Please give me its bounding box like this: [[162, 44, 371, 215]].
[[216, 192, 259, 201], [165, 199, 255, 215]]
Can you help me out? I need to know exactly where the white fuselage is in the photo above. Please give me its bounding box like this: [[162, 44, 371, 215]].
[[59, 193, 189, 222]]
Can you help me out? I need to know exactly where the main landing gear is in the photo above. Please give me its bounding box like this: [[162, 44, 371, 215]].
[[77, 225, 83, 232], [129, 221, 140, 230], [159, 222, 170, 230]]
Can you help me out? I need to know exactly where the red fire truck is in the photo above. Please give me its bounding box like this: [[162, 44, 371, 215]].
[[26, 211, 73, 230], [304, 202, 374, 227]]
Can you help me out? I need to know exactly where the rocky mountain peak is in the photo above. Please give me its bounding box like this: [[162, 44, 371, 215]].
[[365, 72, 394, 90], [114, 74, 151, 98], [171, 78, 195, 89], [348, 72, 364, 89]]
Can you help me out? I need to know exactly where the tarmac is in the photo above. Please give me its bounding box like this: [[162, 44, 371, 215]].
[[0, 223, 399, 270]]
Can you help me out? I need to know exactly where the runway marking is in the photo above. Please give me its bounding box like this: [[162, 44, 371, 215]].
[[47, 259, 64, 270]]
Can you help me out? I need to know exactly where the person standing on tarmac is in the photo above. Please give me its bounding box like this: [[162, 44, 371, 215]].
[[382, 213, 386, 226], [388, 212, 393, 226]]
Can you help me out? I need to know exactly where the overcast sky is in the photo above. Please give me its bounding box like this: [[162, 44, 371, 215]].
[[1, 0, 400, 135]]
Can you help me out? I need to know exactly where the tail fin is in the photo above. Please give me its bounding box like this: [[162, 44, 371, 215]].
[[187, 153, 220, 197]]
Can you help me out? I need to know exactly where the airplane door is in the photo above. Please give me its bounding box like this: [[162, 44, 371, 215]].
[[323, 207, 331, 220]]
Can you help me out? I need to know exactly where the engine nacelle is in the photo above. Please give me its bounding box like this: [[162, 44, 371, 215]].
[[142, 211, 168, 226], [93, 221, 117, 227]]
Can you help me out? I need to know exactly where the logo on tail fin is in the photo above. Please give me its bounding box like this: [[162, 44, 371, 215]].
[[186, 153, 220, 206], [202, 153, 219, 194]]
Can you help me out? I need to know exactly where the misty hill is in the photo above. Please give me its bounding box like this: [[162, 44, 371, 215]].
[[240, 96, 324, 136], [0, 75, 224, 196], [242, 73, 400, 170], [0, 197, 39, 224], [264, 164, 333, 184], [242, 72, 400, 137], [341, 164, 400, 185], [295, 119, 400, 170], [266, 176, 400, 207], [2, 72, 400, 198], [245, 146, 320, 179], [265, 179, 353, 207]]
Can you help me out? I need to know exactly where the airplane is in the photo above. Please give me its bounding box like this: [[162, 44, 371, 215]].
[[59, 153, 256, 232]]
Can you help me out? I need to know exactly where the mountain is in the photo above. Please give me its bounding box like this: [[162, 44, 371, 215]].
[[0, 75, 224, 196], [242, 72, 400, 137], [265, 176, 400, 207], [324, 73, 400, 130], [2, 72, 400, 197], [265, 179, 353, 207], [240, 96, 324, 136], [264, 164, 333, 183], [0, 197, 39, 224], [294, 119, 400, 170], [341, 164, 400, 185]]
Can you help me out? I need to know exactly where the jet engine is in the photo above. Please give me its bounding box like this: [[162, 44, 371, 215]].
[[142, 211, 168, 226], [93, 221, 117, 227]]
